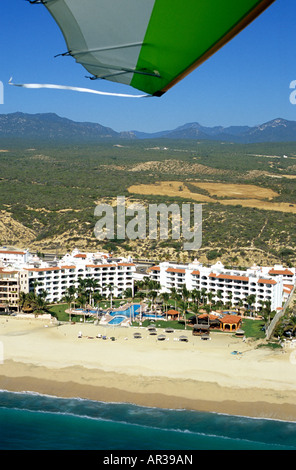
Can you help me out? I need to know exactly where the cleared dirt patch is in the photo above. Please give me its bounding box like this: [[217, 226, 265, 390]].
[[128, 181, 296, 213], [127, 181, 212, 202], [191, 182, 278, 200]]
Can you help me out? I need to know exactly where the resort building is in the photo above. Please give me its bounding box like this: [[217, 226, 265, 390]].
[[0, 267, 29, 312], [0, 248, 135, 306], [0, 247, 294, 315], [0, 249, 30, 266], [148, 260, 295, 312]]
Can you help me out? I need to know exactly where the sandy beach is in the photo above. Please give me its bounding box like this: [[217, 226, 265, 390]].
[[1, 315, 296, 422]]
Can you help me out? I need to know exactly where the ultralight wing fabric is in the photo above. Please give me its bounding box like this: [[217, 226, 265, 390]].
[[43, 0, 275, 96]]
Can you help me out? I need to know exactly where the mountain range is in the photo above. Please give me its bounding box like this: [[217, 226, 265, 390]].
[[0, 112, 296, 143]]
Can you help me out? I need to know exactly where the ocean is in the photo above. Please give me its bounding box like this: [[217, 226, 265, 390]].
[[0, 390, 296, 451]]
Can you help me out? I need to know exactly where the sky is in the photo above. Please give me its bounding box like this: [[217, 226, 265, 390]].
[[1, 0, 295, 133]]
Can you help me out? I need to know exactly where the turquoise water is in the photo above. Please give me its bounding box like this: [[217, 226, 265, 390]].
[[142, 314, 164, 320], [108, 305, 164, 325], [0, 390, 296, 450], [109, 304, 141, 318], [108, 315, 127, 325]]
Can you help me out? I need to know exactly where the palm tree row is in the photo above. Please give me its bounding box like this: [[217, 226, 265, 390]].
[[134, 280, 266, 326], [62, 278, 134, 320], [18, 289, 49, 314]]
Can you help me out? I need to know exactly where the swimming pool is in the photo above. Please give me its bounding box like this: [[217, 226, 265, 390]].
[[75, 308, 100, 314], [141, 313, 164, 320], [109, 304, 141, 318], [108, 315, 127, 325]]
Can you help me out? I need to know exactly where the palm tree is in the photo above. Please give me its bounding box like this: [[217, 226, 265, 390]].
[[191, 288, 201, 308], [62, 287, 76, 321], [226, 292, 233, 309], [287, 314, 296, 337], [261, 300, 273, 329], [148, 290, 158, 310], [190, 302, 200, 325], [84, 278, 101, 306], [34, 291, 48, 314], [170, 287, 181, 312], [160, 292, 170, 320], [237, 298, 244, 315], [207, 291, 214, 309], [30, 280, 41, 295], [179, 285, 190, 328], [142, 276, 151, 294], [201, 288, 207, 306], [76, 293, 88, 322], [77, 278, 88, 301], [215, 290, 224, 310], [105, 283, 114, 308], [18, 291, 27, 313], [123, 287, 133, 300], [177, 299, 187, 329], [246, 294, 256, 316], [93, 291, 103, 321]]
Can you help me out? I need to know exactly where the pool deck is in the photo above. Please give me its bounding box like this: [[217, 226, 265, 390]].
[[100, 302, 143, 327], [66, 302, 166, 327]]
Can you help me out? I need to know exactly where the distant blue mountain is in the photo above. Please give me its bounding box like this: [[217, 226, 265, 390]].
[[0, 113, 295, 143], [131, 118, 296, 142]]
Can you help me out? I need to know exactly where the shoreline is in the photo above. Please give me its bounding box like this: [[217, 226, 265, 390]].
[[2, 368, 296, 423], [1, 317, 296, 422]]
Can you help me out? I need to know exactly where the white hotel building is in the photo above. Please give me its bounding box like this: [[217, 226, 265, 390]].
[[148, 260, 296, 312], [0, 249, 135, 306], [0, 248, 294, 313]]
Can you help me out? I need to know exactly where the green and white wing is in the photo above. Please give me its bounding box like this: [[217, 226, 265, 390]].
[[42, 0, 275, 96]]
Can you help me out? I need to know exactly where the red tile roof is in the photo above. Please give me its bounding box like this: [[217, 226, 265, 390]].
[[217, 274, 249, 282], [0, 250, 25, 255], [269, 268, 294, 276], [26, 267, 60, 272], [167, 309, 179, 316], [258, 278, 277, 285], [117, 263, 135, 267], [166, 268, 185, 274], [148, 266, 160, 271], [220, 315, 241, 324]]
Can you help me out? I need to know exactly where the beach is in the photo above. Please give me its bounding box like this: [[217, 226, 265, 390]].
[[1, 316, 296, 422]]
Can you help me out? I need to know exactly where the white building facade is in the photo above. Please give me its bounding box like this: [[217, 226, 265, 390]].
[[0, 248, 294, 313], [0, 249, 135, 305], [148, 260, 295, 312]]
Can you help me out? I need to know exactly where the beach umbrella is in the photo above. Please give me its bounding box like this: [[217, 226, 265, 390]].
[[235, 329, 245, 337], [14, 1, 275, 98], [157, 334, 166, 341], [179, 335, 188, 342], [201, 334, 210, 340]]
